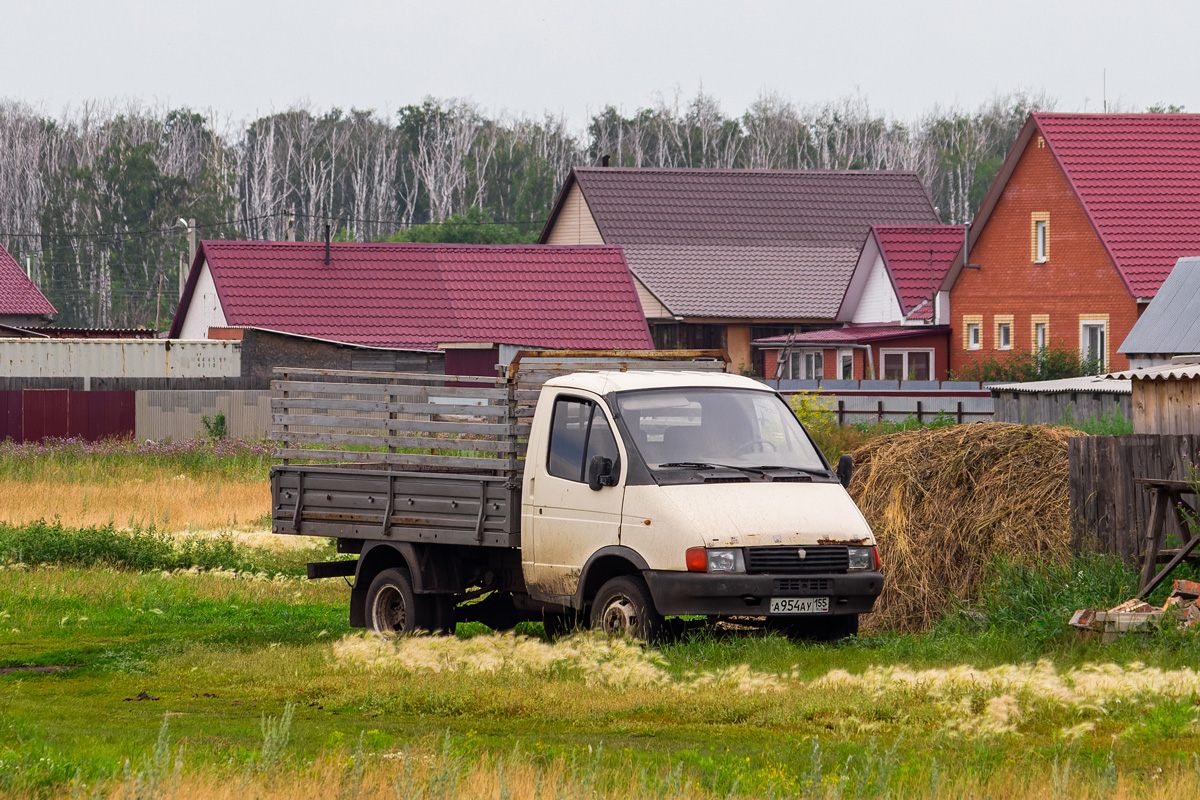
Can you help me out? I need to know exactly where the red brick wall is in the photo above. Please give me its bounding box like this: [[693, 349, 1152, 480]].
[[949, 129, 1137, 375]]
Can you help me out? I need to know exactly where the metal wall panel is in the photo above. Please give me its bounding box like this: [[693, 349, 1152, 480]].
[[0, 339, 241, 380], [135, 390, 271, 440]]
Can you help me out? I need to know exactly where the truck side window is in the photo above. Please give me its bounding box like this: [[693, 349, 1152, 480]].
[[547, 397, 621, 483]]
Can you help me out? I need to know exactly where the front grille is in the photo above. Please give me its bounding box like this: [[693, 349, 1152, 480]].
[[745, 545, 848, 574], [774, 578, 831, 593]]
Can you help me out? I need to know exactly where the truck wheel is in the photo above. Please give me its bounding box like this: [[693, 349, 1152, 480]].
[[591, 576, 663, 642], [366, 568, 421, 635]]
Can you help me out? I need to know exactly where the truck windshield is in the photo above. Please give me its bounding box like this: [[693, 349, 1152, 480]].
[[613, 388, 827, 473]]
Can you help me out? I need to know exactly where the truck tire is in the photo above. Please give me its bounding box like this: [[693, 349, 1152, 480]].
[[366, 568, 422, 635], [590, 576, 664, 642]]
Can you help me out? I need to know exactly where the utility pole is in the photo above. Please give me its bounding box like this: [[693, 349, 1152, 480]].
[[178, 252, 186, 301], [187, 218, 197, 267], [287, 206, 296, 241], [154, 273, 164, 333]]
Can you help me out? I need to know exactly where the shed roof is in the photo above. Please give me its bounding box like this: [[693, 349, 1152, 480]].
[[1108, 361, 1200, 381], [989, 376, 1132, 395], [0, 243, 56, 318], [167, 241, 653, 351], [1119, 257, 1200, 355], [541, 167, 939, 320], [755, 324, 945, 346], [944, 113, 1200, 298]]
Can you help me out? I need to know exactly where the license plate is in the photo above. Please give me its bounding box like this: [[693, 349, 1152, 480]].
[[770, 597, 829, 614]]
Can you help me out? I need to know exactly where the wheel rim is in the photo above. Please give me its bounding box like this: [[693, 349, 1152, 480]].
[[598, 593, 638, 636], [373, 585, 407, 632]]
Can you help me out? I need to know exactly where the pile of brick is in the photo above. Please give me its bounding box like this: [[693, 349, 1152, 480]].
[[1070, 580, 1200, 641]]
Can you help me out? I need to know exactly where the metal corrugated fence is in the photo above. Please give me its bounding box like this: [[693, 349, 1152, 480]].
[[136, 391, 271, 440]]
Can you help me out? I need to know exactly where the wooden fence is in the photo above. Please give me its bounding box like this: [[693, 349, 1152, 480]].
[[1068, 434, 1199, 561]]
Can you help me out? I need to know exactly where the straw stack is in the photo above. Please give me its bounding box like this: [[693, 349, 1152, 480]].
[[850, 423, 1086, 632]]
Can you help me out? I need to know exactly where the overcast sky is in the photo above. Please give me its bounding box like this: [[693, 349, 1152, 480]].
[[3, 0, 1195, 130]]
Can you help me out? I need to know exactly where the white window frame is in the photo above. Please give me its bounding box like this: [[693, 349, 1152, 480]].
[[879, 348, 935, 382], [998, 322, 1012, 350], [1035, 220, 1048, 263], [1080, 320, 1107, 374], [967, 323, 981, 351], [1035, 322, 1047, 351], [837, 348, 854, 380], [785, 349, 824, 380]]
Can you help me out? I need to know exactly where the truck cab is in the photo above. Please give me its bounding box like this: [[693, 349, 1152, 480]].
[[521, 370, 882, 639]]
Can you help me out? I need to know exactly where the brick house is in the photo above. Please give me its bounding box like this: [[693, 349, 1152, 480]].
[[0, 242, 56, 329], [169, 241, 653, 377], [540, 167, 939, 375], [941, 113, 1200, 376], [757, 225, 963, 381]]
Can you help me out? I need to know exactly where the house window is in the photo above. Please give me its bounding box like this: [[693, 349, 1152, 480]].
[[1031, 213, 1050, 263], [881, 349, 933, 382], [998, 323, 1011, 350], [1081, 320, 1107, 374], [787, 350, 823, 380], [967, 323, 981, 350], [838, 349, 854, 380], [1035, 322, 1047, 351]]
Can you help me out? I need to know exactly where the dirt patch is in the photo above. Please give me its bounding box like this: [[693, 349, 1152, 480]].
[[0, 665, 73, 676]]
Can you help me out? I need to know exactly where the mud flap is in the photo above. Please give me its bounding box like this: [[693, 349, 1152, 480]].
[[349, 586, 368, 627]]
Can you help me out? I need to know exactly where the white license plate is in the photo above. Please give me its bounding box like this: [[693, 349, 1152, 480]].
[[770, 597, 829, 614]]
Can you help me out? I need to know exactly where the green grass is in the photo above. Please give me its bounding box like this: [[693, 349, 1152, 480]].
[[0, 437, 273, 484], [5, 528, 1200, 797]]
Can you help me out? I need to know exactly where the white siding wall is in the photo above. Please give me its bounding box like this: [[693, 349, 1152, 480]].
[[851, 255, 903, 323], [178, 261, 228, 339], [544, 184, 604, 245]]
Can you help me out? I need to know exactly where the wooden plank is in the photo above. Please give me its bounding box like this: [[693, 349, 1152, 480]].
[[271, 412, 519, 436], [275, 398, 509, 417], [273, 448, 516, 471], [273, 379, 507, 400], [268, 429, 520, 453], [272, 367, 499, 384]]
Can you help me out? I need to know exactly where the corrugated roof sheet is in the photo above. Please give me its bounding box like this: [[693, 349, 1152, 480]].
[[1118, 257, 1200, 354], [169, 241, 653, 351], [990, 376, 1132, 394], [1109, 362, 1200, 381], [755, 324, 944, 345], [620, 244, 857, 319], [0, 243, 56, 317], [872, 225, 963, 320], [1036, 113, 1200, 298]]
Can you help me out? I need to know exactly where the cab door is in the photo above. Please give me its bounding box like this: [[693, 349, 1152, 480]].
[[524, 391, 625, 600]]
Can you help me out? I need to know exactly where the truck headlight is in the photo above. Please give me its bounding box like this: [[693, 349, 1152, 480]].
[[685, 547, 745, 573], [847, 546, 875, 571], [706, 548, 745, 573]]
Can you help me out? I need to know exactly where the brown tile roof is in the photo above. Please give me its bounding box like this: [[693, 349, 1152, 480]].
[[562, 167, 939, 247], [621, 245, 858, 320], [544, 168, 939, 319]]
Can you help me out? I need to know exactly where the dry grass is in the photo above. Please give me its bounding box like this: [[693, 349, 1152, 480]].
[[0, 477, 270, 532], [68, 745, 1200, 800], [850, 423, 1086, 633]]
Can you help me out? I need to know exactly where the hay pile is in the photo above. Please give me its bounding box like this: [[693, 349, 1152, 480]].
[[850, 423, 1086, 633]]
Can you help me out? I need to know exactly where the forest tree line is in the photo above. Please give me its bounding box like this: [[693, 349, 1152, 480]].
[[0, 89, 1059, 328]]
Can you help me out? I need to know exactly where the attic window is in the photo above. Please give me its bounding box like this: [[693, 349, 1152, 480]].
[[1037, 136, 1046, 149]]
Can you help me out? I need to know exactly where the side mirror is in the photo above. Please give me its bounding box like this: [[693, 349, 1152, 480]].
[[836, 454, 853, 489], [587, 455, 616, 491]]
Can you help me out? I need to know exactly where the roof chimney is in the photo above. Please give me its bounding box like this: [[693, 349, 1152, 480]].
[[324, 224, 330, 266], [601, 154, 610, 167]]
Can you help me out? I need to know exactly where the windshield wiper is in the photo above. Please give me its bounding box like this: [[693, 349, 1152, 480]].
[[658, 462, 722, 469]]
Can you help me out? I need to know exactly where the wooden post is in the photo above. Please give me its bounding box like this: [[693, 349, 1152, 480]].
[[837, 399, 845, 427], [877, 400, 884, 422], [956, 401, 964, 424], [916, 400, 924, 423], [1139, 488, 1169, 591]]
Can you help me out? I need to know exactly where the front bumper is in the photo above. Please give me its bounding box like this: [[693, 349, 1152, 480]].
[[644, 570, 883, 617]]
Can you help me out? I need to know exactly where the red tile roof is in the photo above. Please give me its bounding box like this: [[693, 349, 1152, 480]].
[[168, 241, 653, 350], [872, 226, 964, 320], [0, 243, 56, 318], [952, 114, 1200, 298], [542, 167, 940, 320], [756, 324, 945, 346]]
